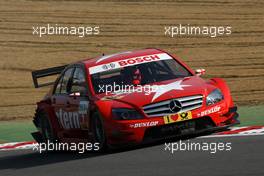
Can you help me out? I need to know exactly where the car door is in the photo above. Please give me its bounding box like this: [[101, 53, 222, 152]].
[[52, 65, 91, 139], [52, 67, 75, 131], [67, 66, 90, 132]]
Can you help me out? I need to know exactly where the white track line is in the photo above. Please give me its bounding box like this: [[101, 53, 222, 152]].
[[0, 126, 263, 151]]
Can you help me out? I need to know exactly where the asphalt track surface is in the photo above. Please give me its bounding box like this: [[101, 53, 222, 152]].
[[0, 135, 263, 176]]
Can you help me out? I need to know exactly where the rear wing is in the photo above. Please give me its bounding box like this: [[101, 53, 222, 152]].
[[32, 65, 68, 88]]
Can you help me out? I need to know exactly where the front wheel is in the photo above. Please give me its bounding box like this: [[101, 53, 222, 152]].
[[91, 112, 107, 151]]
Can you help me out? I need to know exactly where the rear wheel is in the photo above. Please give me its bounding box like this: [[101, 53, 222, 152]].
[[37, 111, 57, 143]]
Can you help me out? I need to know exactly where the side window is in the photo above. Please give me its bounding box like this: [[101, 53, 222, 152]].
[[70, 67, 87, 94], [60, 68, 74, 94], [55, 75, 64, 94]]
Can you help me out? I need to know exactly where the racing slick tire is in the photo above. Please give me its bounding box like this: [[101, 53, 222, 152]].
[[35, 110, 57, 144], [91, 111, 107, 152]]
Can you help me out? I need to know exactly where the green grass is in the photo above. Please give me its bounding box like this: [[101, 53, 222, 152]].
[[0, 121, 35, 143], [0, 105, 263, 143], [237, 105, 264, 126]]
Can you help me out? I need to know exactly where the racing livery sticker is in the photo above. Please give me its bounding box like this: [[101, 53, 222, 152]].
[[79, 101, 89, 115], [130, 121, 159, 128], [79, 101, 89, 129], [151, 80, 190, 102], [56, 109, 80, 129], [89, 53, 172, 74], [55, 101, 90, 129], [197, 105, 221, 117], [163, 111, 192, 124]]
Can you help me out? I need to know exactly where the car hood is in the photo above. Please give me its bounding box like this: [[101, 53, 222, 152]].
[[98, 76, 213, 108]]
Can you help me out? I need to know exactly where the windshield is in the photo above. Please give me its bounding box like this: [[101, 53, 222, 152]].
[[91, 58, 192, 94]]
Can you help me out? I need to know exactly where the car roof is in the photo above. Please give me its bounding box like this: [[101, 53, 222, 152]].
[[81, 48, 167, 67]]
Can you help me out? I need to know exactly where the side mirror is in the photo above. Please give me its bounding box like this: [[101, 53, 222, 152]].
[[195, 68, 206, 76]]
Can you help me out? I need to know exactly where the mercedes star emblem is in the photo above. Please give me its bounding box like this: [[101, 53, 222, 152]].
[[168, 100, 182, 113]]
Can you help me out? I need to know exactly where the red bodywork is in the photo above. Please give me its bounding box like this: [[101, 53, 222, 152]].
[[32, 48, 239, 146]]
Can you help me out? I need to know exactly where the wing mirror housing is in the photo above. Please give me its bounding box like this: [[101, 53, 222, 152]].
[[195, 68, 206, 76]]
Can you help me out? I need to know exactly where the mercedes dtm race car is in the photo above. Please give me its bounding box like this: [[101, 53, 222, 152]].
[[31, 48, 239, 150]]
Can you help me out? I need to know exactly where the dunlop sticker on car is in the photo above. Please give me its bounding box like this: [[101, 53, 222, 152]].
[[163, 111, 192, 124]]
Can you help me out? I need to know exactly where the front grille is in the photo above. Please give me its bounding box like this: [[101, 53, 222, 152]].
[[143, 95, 203, 117]]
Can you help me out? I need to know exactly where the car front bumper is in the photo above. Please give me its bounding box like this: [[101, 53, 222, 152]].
[[106, 106, 239, 146]]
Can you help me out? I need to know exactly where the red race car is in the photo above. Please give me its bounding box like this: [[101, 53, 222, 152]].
[[31, 48, 239, 150]]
